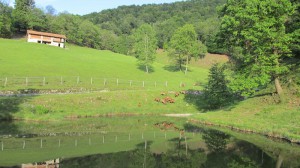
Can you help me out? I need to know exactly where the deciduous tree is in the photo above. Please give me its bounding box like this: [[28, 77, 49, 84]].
[[170, 24, 207, 74], [133, 24, 157, 73], [219, 0, 295, 97]]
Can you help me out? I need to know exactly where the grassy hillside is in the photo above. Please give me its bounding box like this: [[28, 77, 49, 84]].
[[0, 39, 210, 89], [1, 38, 299, 143]]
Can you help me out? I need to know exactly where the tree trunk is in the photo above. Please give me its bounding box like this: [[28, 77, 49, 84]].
[[146, 65, 149, 73], [276, 154, 283, 168], [275, 77, 283, 96], [185, 55, 189, 75]]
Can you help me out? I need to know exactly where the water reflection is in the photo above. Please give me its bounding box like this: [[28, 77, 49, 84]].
[[2, 126, 300, 168], [58, 131, 290, 168]]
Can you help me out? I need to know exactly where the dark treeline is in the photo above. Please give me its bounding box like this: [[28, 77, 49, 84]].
[[0, 0, 226, 54]]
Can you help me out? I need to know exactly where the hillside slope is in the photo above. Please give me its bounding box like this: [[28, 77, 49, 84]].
[[0, 39, 209, 89]]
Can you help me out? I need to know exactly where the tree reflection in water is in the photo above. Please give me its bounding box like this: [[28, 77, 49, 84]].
[[59, 129, 299, 168]]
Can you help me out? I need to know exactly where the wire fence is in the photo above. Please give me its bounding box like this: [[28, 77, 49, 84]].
[[0, 76, 202, 93], [0, 131, 198, 151]]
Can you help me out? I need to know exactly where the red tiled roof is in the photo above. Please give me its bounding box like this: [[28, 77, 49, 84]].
[[27, 30, 66, 39]]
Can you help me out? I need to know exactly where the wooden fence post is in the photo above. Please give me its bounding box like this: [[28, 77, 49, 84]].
[[58, 139, 61, 148], [185, 136, 188, 156], [40, 139, 43, 148], [1, 141, 3, 151], [23, 140, 26, 149], [115, 135, 118, 142], [4, 77, 7, 87], [43, 77, 46, 86], [60, 76, 63, 85]]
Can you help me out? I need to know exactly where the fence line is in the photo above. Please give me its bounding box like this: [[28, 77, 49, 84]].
[[0, 131, 197, 151], [0, 76, 201, 90]]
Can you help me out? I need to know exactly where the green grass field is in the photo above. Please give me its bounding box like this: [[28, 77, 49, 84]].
[[0, 38, 209, 90]]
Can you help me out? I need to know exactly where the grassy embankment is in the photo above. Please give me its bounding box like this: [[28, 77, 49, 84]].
[[0, 38, 299, 142], [190, 93, 300, 142]]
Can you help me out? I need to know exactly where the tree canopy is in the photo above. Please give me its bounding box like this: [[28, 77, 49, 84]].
[[219, 0, 295, 97]]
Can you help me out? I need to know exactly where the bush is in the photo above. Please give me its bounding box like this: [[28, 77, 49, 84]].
[[32, 105, 51, 115]]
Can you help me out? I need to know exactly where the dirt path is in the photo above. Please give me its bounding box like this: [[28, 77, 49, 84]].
[[163, 114, 193, 117]]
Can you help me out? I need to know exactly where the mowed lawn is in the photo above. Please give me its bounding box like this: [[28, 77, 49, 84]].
[[0, 38, 209, 88]]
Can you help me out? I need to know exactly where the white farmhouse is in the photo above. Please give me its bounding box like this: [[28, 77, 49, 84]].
[[27, 30, 66, 48]]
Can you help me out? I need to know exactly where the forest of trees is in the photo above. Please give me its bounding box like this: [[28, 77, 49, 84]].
[[0, 0, 226, 54]]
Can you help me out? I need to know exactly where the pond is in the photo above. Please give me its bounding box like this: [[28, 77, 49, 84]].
[[0, 116, 299, 168]]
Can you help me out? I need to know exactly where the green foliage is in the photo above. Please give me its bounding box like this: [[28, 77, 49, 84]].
[[286, 0, 300, 57], [170, 24, 207, 74], [83, 0, 226, 52], [219, 0, 295, 96], [0, 1, 13, 38], [31, 105, 51, 115], [203, 63, 233, 109], [202, 129, 230, 152], [27, 7, 47, 31], [133, 24, 157, 73], [114, 35, 134, 55], [1, 0, 227, 53], [12, 0, 35, 31]]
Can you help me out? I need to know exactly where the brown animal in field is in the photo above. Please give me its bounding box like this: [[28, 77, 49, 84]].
[[164, 97, 175, 103], [180, 91, 186, 94], [161, 99, 167, 104], [154, 98, 161, 102], [175, 92, 180, 97], [161, 92, 166, 96]]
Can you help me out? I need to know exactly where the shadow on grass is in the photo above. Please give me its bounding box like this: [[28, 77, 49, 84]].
[[183, 89, 239, 112], [163, 65, 193, 74], [0, 95, 34, 135], [135, 140, 154, 149], [163, 65, 181, 72], [137, 64, 155, 73]]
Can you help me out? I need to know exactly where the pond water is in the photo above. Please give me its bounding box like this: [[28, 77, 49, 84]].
[[0, 117, 299, 168]]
